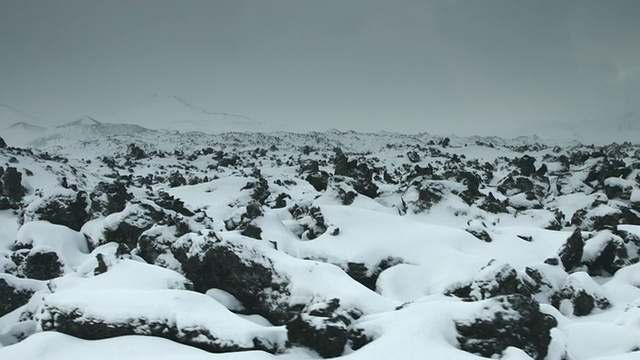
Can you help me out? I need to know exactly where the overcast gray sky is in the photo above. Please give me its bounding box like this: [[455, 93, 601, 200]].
[[1, 0, 639, 137]]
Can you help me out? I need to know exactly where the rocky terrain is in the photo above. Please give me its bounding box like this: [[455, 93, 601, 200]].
[[1, 123, 640, 359]]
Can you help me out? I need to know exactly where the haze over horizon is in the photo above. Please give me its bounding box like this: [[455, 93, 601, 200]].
[[1, 0, 639, 139]]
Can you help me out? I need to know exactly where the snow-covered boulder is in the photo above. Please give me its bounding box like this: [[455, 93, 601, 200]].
[[0, 274, 46, 317], [286, 298, 361, 358], [557, 228, 584, 272], [171, 231, 396, 326], [447, 260, 532, 301], [551, 272, 611, 316], [24, 188, 89, 231], [455, 295, 557, 360], [37, 289, 287, 353]]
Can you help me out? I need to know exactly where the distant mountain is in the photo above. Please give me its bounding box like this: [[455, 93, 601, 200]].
[[103, 95, 277, 134], [0, 102, 44, 129], [57, 116, 101, 127], [0, 103, 50, 147]]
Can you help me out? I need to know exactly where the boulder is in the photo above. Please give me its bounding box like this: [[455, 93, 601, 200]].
[[38, 289, 285, 354], [25, 188, 89, 231], [558, 228, 584, 272], [455, 295, 557, 360], [447, 260, 532, 301], [17, 248, 65, 281], [0, 274, 45, 317], [171, 231, 291, 324], [287, 298, 359, 358], [551, 272, 611, 316]]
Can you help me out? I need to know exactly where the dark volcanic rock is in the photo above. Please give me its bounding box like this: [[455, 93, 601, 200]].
[[478, 192, 508, 214], [89, 181, 132, 217], [558, 228, 584, 272], [582, 230, 640, 276], [100, 201, 166, 250], [455, 295, 557, 360], [27, 189, 89, 231], [344, 257, 403, 291], [447, 260, 532, 301], [515, 155, 536, 177], [287, 204, 330, 240], [1, 167, 25, 202], [38, 291, 282, 354], [287, 298, 359, 358], [18, 249, 64, 280], [306, 171, 330, 192], [551, 273, 611, 316], [171, 231, 291, 324], [0, 274, 44, 317], [333, 151, 379, 199]]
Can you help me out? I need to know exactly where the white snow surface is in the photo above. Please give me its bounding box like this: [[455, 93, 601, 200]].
[[2, 128, 640, 359]]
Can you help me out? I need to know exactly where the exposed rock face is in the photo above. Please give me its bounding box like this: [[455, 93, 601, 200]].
[[455, 295, 557, 360]]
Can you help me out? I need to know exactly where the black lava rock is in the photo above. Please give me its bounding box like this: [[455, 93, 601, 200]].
[[456, 295, 557, 360], [558, 228, 584, 272]]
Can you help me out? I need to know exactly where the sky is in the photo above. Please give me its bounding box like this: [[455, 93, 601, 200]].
[[0, 0, 639, 137]]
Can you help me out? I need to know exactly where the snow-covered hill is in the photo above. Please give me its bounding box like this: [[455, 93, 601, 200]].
[[103, 95, 279, 134], [2, 128, 640, 359]]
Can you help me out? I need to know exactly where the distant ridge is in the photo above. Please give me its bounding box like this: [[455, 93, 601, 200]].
[[0, 102, 45, 129], [103, 95, 276, 134], [58, 116, 102, 127]]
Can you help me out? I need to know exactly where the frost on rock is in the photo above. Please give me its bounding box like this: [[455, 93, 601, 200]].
[[455, 295, 557, 360]]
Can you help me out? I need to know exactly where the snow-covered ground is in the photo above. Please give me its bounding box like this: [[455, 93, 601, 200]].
[[1, 111, 640, 359]]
